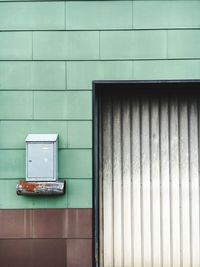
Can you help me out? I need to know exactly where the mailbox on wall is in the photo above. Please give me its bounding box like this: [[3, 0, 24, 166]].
[[25, 134, 58, 182]]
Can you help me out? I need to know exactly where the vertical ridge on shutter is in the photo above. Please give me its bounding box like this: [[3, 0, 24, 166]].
[[160, 97, 171, 267], [169, 97, 181, 267], [113, 96, 123, 267], [150, 97, 161, 267], [179, 97, 191, 267], [141, 98, 152, 267], [102, 95, 113, 267], [189, 97, 200, 267], [122, 97, 132, 267], [132, 97, 142, 267]]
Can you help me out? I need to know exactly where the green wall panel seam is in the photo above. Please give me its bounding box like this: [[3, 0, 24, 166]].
[[64, 0, 66, 31], [166, 29, 169, 59], [166, 30, 169, 59], [132, 60, 135, 79], [1, 59, 200, 63], [32, 91, 34, 119], [0, 120, 92, 121], [1, 58, 200, 62], [0, 89, 92, 92], [132, 0, 134, 29], [0, 28, 200, 31], [65, 61, 67, 90], [132, 60, 134, 79], [0, 148, 92, 151], [99, 31, 101, 60], [66, 61, 68, 89], [31, 31, 33, 60], [66, 120, 69, 147], [0, 178, 92, 180]]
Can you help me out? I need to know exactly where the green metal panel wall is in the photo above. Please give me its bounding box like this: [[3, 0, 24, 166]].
[[0, 0, 199, 209]]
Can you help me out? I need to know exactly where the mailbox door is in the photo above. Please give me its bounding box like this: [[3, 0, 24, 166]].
[[27, 143, 54, 180]]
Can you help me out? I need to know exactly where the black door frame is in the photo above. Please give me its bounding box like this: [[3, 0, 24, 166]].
[[92, 80, 200, 267]]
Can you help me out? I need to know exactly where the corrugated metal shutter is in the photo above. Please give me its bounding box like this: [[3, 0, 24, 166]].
[[100, 92, 200, 267]]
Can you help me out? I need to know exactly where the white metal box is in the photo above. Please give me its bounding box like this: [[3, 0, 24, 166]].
[[25, 134, 58, 181]]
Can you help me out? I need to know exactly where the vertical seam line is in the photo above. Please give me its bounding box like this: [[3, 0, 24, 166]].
[[99, 31, 101, 60], [32, 31, 34, 60], [65, 1, 67, 30]]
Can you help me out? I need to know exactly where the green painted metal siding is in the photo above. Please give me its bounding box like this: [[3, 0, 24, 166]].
[[0, 0, 199, 208]]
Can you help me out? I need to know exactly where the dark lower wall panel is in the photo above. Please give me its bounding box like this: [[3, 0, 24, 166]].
[[0, 209, 92, 267], [0, 208, 92, 238], [0, 238, 92, 267], [67, 239, 92, 267], [0, 239, 66, 267]]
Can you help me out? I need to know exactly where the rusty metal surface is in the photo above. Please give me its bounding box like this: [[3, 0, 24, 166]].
[[16, 180, 65, 195]]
